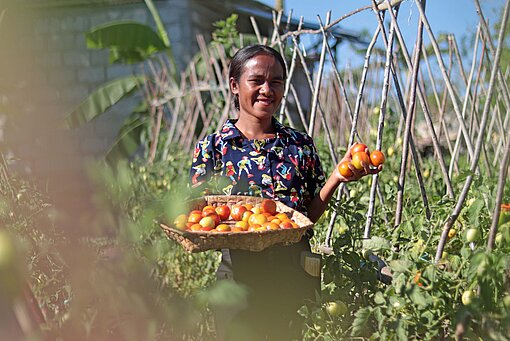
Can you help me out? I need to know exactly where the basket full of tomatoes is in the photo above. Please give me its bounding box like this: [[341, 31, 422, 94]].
[[160, 195, 313, 253]]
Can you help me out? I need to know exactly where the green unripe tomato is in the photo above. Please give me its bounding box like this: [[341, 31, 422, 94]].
[[462, 290, 475, 306], [466, 229, 480, 243], [325, 300, 347, 317], [503, 295, 510, 309], [495, 232, 503, 246]]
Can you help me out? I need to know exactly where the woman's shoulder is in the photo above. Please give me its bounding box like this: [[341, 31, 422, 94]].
[[276, 121, 314, 144]]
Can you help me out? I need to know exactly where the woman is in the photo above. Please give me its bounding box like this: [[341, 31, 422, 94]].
[[189, 45, 380, 340]]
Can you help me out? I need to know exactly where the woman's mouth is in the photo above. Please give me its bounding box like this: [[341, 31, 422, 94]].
[[256, 98, 273, 106]]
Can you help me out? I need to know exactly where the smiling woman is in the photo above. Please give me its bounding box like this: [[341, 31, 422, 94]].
[[188, 44, 381, 340]]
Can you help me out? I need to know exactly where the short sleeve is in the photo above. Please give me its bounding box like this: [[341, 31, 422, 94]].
[[189, 135, 216, 196]]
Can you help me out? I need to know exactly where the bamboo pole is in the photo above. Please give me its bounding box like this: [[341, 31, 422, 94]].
[[364, 3, 399, 238], [435, 0, 510, 263], [323, 24, 382, 249], [381, 0, 455, 201], [308, 12, 331, 136], [414, 0, 475, 160]]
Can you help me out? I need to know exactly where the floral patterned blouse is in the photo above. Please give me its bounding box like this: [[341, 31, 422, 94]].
[[189, 118, 326, 215]]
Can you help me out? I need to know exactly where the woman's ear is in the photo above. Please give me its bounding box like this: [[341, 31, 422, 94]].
[[229, 77, 239, 95]]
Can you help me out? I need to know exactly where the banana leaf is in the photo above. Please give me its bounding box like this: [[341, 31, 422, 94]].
[[86, 20, 167, 64], [105, 112, 150, 164], [64, 75, 144, 128]]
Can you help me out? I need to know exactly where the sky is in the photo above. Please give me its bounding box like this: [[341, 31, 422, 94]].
[[256, 0, 505, 65]]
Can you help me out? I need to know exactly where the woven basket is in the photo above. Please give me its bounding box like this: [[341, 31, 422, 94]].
[[160, 195, 313, 253]]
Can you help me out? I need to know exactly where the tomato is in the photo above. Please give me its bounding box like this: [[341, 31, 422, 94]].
[[387, 146, 394, 157], [369, 150, 385, 167], [351, 152, 370, 170], [243, 203, 254, 211], [215, 205, 231, 221], [503, 294, 510, 309], [466, 228, 480, 243], [199, 216, 216, 230], [448, 228, 457, 239], [495, 232, 503, 246], [241, 210, 253, 222], [351, 143, 369, 155], [275, 213, 289, 221], [188, 211, 203, 224], [413, 272, 424, 287], [190, 223, 202, 231], [251, 206, 262, 214], [233, 221, 249, 231], [248, 213, 267, 226], [173, 214, 188, 230], [280, 220, 293, 229], [461, 290, 475, 306], [215, 224, 231, 232], [202, 205, 216, 216], [260, 199, 277, 215], [263, 222, 280, 230], [230, 205, 247, 221], [325, 300, 347, 317], [203, 211, 220, 226], [338, 161, 353, 177]]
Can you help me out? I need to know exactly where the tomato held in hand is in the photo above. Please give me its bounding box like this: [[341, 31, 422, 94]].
[[351, 152, 370, 170], [351, 143, 369, 155], [370, 150, 385, 167], [338, 161, 354, 177]]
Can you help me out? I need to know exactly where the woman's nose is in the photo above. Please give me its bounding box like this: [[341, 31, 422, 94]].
[[260, 82, 270, 94]]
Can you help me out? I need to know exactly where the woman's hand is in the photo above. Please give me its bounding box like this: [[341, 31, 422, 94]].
[[334, 143, 383, 183]]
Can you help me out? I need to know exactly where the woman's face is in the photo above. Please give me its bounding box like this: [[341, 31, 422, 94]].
[[230, 54, 285, 120]]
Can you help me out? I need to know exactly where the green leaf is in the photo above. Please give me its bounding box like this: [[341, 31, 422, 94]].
[[64, 75, 143, 128], [363, 236, 391, 252], [389, 259, 413, 273], [86, 20, 167, 64], [105, 113, 149, 164], [467, 198, 484, 226], [408, 285, 431, 308], [351, 307, 372, 336]]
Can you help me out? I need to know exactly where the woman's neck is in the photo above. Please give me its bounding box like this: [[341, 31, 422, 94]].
[[235, 115, 275, 140]]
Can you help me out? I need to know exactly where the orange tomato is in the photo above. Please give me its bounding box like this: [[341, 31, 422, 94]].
[[338, 161, 354, 177], [188, 211, 203, 224], [260, 199, 277, 215], [249, 213, 268, 226], [243, 203, 254, 211], [280, 220, 293, 229], [351, 143, 369, 155], [351, 152, 370, 170], [173, 214, 188, 230], [203, 211, 221, 226], [241, 210, 253, 222], [370, 150, 385, 167], [263, 222, 280, 230], [215, 205, 231, 221], [231, 205, 247, 221], [190, 223, 202, 231], [234, 220, 249, 231], [275, 213, 289, 221], [202, 205, 216, 216], [199, 216, 216, 230], [215, 224, 231, 232]]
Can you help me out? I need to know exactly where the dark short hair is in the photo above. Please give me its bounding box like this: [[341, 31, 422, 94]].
[[228, 45, 287, 110]]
